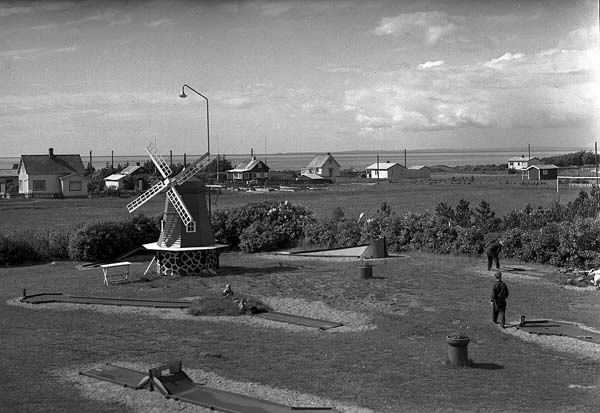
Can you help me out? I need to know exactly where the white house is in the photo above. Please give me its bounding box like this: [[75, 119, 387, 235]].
[[508, 156, 542, 171], [103, 164, 146, 190], [301, 153, 341, 179], [365, 162, 405, 179], [18, 148, 88, 198]]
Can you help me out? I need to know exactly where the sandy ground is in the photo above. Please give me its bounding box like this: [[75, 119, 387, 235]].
[[59, 361, 377, 413]]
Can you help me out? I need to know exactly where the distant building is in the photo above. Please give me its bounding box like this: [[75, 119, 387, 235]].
[[0, 167, 18, 197], [365, 162, 405, 179], [508, 156, 542, 170], [226, 156, 270, 184], [523, 164, 559, 181], [18, 148, 88, 198], [104, 163, 146, 190], [405, 165, 432, 179], [301, 153, 341, 179]]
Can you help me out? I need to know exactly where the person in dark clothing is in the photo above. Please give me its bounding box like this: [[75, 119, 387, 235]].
[[491, 271, 509, 328], [486, 240, 503, 271]]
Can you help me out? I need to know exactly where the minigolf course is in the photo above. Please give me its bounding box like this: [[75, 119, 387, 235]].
[[20, 291, 343, 330], [517, 317, 600, 343], [80, 361, 333, 413]]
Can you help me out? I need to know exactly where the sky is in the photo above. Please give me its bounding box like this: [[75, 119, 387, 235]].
[[0, 0, 598, 157]]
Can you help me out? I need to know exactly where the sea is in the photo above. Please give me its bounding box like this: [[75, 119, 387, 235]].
[[0, 147, 588, 171]]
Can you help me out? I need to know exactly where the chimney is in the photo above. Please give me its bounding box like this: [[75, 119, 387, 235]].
[[327, 152, 331, 155], [48, 148, 54, 158], [136, 162, 140, 166]]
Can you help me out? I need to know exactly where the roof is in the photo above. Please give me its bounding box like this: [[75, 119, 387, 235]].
[[227, 157, 269, 173], [121, 165, 144, 175], [58, 173, 87, 180], [305, 154, 339, 168], [365, 162, 403, 170], [525, 164, 558, 170], [408, 165, 430, 170], [20, 154, 85, 175], [300, 173, 328, 180], [104, 173, 127, 181], [0, 169, 18, 178], [508, 156, 540, 162]]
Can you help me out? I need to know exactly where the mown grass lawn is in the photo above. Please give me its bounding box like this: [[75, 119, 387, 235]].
[[0, 174, 581, 231], [2, 251, 599, 412]]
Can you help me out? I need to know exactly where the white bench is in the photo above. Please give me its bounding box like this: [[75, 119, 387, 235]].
[[100, 262, 131, 286]]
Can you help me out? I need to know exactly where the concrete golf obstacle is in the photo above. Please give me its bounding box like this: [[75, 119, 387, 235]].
[[20, 291, 343, 330], [80, 361, 333, 412], [517, 316, 600, 343]]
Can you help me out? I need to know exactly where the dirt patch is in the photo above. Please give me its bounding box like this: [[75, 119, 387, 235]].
[[502, 323, 600, 361], [8, 296, 375, 333], [57, 362, 378, 413]]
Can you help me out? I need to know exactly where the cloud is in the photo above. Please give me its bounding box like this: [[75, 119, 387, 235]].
[[316, 65, 362, 73], [0, 46, 77, 60], [482, 52, 525, 68], [144, 18, 173, 28], [0, 2, 74, 18], [371, 11, 457, 45], [344, 41, 598, 135], [418, 60, 444, 69], [559, 24, 599, 49]]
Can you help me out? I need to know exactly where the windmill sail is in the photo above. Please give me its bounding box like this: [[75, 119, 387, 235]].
[[166, 187, 193, 226], [146, 142, 172, 179], [127, 180, 166, 213], [173, 152, 210, 185]]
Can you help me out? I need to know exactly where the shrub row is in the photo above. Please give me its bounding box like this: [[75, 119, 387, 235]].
[[3, 189, 600, 269], [0, 214, 159, 265]]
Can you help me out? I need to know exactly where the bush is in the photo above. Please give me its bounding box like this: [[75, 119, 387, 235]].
[[212, 200, 315, 252], [0, 232, 45, 265], [68, 214, 159, 261]]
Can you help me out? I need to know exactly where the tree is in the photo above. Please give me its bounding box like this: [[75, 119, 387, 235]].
[[454, 199, 472, 227]]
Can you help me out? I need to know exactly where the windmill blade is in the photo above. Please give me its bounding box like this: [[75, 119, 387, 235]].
[[166, 187, 193, 226], [127, 180, 166, 213], [146, 142, 172, 179], [172, 152, 210, 185]]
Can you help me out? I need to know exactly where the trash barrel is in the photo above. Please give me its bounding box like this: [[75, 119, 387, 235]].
[[358, 264, 372, 279], [446, 335, 470, 367]]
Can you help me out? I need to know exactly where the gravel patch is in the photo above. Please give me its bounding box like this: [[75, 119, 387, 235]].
[[502, 322, 600, 361], [57, 362, 379, 413], [8, 296, 375, 333]]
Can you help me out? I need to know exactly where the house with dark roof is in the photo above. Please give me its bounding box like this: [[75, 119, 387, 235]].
[[301, 153, 340, 179], [226, 156, 270, 184], [18, 148, 89, 197], [523, 164, 559, 181]]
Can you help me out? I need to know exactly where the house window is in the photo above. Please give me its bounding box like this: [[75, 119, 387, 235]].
[[542, 170, 548, 176], [69, 180, 82, 191], [33, 180, 46, 191], [243, 172, 249, 179], [186, 221, 196, 233]]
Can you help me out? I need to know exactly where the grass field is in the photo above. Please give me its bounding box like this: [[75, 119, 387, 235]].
[[2, 252, 600, 412], [0, 174, 581, 232]]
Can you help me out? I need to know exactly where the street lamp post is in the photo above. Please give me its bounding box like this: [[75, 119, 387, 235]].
[[179, 84, 211, 216], [179, 84, 210, 159]]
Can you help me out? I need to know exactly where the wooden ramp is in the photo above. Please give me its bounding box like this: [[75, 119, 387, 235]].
[[81, 362, 333, 413], [256, 312, 343, 330]]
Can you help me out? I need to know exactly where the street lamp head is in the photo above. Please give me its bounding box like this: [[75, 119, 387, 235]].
[[179, 91, 187, 98]]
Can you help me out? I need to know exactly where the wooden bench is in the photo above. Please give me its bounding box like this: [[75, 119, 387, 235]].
[[100, 261, 131, 286]]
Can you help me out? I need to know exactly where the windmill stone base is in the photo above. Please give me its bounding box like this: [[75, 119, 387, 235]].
[[156, 249, 220, 276]]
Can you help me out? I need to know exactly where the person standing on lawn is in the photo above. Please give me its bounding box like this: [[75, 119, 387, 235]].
[[486, 239, 503, 271], [491, 271, 509, 328]]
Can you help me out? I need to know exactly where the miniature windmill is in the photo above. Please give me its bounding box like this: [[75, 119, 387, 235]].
[[127, 143, 225, 275]]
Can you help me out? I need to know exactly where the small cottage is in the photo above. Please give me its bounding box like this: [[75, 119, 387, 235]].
[[523, 164, 559, 181], [404, 165, 432, 179], [365, 162, 405, 179], [104, 164, 146, 190], [301, 153, 341, 179], [0, 167, 18, 197], [226, 157, 270, 184], [18, 148, 89, 197]]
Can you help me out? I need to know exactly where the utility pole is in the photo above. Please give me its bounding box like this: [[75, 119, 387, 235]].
[[377, 154, 380, 184]]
